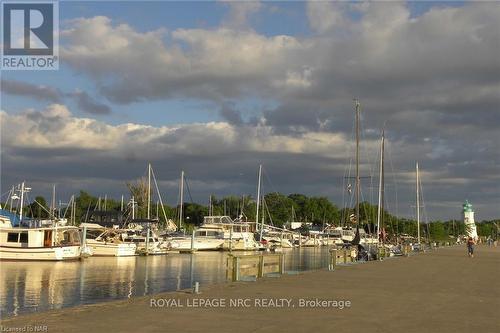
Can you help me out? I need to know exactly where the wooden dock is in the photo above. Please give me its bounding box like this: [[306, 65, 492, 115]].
[[1, 245, 498, 333]]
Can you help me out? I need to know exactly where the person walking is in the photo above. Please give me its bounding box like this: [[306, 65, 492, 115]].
[[466, 237, 475, 258]]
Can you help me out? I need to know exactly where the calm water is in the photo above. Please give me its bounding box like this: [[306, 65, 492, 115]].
[[0, 248, 331, 317]]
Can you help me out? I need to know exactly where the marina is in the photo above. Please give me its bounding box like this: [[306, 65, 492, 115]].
[[2, 245, 498, 332], [1, 1, 498, 332], [0, 247, 332, 317]]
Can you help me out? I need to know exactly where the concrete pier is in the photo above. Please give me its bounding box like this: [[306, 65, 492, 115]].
[[1, 245, 498, 333]]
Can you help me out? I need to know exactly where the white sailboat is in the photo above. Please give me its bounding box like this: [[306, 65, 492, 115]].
[[81, 223, 137, 257]]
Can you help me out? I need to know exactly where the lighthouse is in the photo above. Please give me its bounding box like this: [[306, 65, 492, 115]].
[[462, 200, 478, 241]]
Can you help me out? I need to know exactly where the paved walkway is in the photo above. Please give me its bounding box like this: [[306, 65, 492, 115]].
[[1, 245, 499, 333]]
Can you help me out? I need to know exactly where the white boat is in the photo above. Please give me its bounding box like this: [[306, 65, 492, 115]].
[[0, 183, 81, 261], [122, 227, 169, 255], [81, 223, 137, 257], [168, 229, 225, 251], [263, 232, 294, 248], [0, 213, 81, 261], [301, 235, 323, 247], [201, 216, 261, 251]]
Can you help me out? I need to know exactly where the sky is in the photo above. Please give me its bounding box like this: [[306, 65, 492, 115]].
[[1, 0, 499, 221]]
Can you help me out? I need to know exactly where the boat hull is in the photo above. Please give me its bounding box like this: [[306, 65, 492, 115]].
[[0, 245, 81, 261], [86, 241, 137, 257], [170, 238, 224, 251]]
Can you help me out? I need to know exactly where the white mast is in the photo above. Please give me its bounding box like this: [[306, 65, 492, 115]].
[[256, 164, 262, 238], [19, 182, 25, 222], [51, 184, 56, 217], [131, 196, 136, 219], [147, 163, 151, 219], [355, 100, 360, 228], [416, 162, 421, 245], [376, 130, 384, 241], [179, 170, 184, 229]]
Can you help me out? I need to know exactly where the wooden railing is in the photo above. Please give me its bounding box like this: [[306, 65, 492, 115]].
[[226, 253, 284, 282]]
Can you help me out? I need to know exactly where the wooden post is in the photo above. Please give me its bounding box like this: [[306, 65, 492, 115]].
[[279, 254, 284, 274], [232, 256, 240, 282], [329, 249, 337, 271]]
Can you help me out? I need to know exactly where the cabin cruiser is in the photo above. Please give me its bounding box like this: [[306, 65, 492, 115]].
[[122, 228, 169, 255], [0, 209, 81, 261], [201, 216, 261, 251], [81, 223, 137, 257], [167, 229, 225, 251], [262, 231, 294, 248]]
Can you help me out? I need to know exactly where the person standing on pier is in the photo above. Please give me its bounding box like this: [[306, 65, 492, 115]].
[[466, 237, 475, 258]]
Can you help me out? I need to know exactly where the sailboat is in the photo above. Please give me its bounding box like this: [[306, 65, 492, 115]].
[[344, 100, 380, 258], [121, 164, 171, 255], [165, 171, 227, 252]]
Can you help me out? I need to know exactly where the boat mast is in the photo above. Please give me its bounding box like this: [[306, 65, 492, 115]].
[[376, 129, 385, 242], [179, 170, 184, 229], [147, 163, 151, 219], [416, 162, 421, 244], [19, 181, 25, 223], [51, 184, 56, 218], [131, 196, 136, 219], [256, 164, 262, 238], [355, 100, 360, 228]]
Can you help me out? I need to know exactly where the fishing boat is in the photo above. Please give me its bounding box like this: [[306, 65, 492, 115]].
[[81, 223, 137, 257], [0, 183, 82, 261], [0, 220, 82, 261]]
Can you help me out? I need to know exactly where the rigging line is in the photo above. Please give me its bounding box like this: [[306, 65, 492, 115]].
[[0, 189, 14, 200], [262, 197, 274, 226], [261, 167, 291, 214], [33, 199, 56, 219], [183, 175, 195, 204], [150, 167, 170, 225], [419, 175, 429, 224], [386, 138, 400, 235]]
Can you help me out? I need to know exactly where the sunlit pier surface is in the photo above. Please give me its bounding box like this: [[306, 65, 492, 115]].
[[1, 245, 499, 333]]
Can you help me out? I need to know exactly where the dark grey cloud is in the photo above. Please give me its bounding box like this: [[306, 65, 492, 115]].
[[219, 103, 243, 126], [1, 79, 61, 102], [1, 79, 112, 116], [68, 90, 111, 115]]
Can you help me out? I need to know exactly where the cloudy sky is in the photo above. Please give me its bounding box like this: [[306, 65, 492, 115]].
[[1, 0, 499, 221]]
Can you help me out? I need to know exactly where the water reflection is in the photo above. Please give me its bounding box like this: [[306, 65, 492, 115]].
[[0, 247, 331, 317]]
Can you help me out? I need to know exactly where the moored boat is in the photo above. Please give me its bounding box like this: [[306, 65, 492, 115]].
[[0, 210, 81, 261]]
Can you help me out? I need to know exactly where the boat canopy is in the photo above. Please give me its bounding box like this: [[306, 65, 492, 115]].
[[0, 209, 22, 227]]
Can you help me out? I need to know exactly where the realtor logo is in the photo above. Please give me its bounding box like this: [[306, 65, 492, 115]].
[[2, 1, 59, 70]]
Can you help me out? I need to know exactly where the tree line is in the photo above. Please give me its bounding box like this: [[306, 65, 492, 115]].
[[3, 190, 498, 240]]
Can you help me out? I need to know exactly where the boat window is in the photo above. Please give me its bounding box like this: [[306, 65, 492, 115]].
[[7, 232, 18, 242], [19, 232, 28, 243]]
